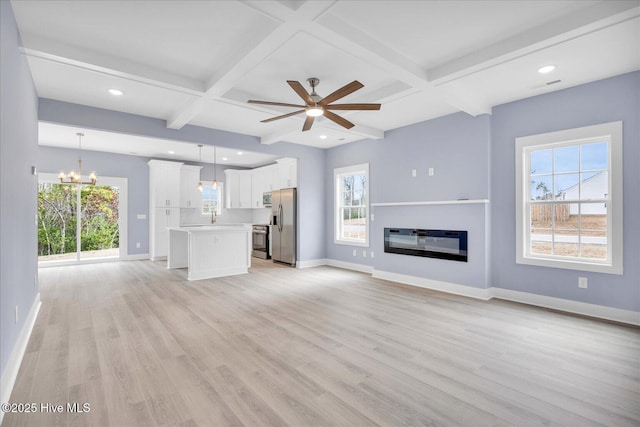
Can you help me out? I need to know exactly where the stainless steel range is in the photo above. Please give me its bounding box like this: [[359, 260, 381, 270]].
[[251, 224, 270, 259]]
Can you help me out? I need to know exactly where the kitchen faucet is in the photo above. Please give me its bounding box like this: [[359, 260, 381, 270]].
[[211, 210, 217, 224]]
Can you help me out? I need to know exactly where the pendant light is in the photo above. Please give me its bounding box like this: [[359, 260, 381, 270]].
[[212, 145, 218, 190], [58, 133, 97, 185], [197, 144, 203, 192]]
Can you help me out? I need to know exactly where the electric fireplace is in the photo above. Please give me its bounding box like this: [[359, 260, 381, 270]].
[[384, 228, 468, 262]]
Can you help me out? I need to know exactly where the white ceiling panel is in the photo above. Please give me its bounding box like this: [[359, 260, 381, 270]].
[[12, 0, 279, 82], [448, 17, 640, 107], [10, 0, 640, 154], [27, 56, 199, 120]]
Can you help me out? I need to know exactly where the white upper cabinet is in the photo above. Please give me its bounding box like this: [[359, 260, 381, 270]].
[[276, 158, 297, 189], [225, 170, 252, 209], [148, 160, 182, 207], [180, 165, 202, 209], [251, 164, 278, 208]]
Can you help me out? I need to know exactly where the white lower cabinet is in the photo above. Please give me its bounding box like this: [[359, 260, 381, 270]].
[[150, 207, 180, 260]]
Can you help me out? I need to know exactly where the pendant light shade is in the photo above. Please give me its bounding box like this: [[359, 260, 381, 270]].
[[197, 144, 203, 192], [212, 146, 218, 190]]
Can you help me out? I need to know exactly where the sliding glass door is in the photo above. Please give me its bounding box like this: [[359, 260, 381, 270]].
[[38, 178, 122, 263]]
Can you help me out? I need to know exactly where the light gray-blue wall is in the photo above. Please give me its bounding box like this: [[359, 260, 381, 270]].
[[325, 112, 492, 287], [491, 71, 640, 312], [1, 1, 39, 379], [38, 100, 327, 262], [325, 72, 638, 312]]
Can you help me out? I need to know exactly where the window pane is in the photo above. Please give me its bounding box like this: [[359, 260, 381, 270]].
[[38, 183, 78, 261], [580, 231, 607, 259], [80, 185, 119, 260], [554, 242, 579, 257], [580, 171, 608, 201], [581, 141, 608, 171], [531, 239, 552, 256], [555, 173, 579, 200], [530, 204, 553, 230], [581, 204, 607, 231], [554, 145, 579, 173], [553, 203, 579, 257], [531, 175, 553, 200], [530, 149, 552, 175]]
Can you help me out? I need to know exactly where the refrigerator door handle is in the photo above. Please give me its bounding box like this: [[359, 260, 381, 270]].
[[278, 204, 283, 232]]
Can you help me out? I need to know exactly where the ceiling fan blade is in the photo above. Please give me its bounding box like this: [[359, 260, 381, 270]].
[[325, 103, 381, 110], [319, 80, 364, 106], [287, 81, 314, 105], [302, 115, 314, 132], [248, 100, 305, 108], [260, 110, 305, 123], [323, 110, 355, 129]]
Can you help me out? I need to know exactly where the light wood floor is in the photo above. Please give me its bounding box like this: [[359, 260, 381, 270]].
[[3, 259, 639, 427]]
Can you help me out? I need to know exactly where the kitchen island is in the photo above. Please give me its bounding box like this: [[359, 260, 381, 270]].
[[167, 224, 252, 280]]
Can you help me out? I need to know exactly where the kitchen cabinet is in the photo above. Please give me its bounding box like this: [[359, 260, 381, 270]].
[[225, 170, 252, 209], [180, 165, 201, 209], [167, 224, 252, 280], [276, 158, 297, 189], [148, 160, 182, 207], [150, 207, 180, 260], [251, 164, 277, 208]]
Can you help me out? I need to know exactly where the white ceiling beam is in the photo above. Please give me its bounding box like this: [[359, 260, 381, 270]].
[[312, 13, 491, 116], [21, 36, 205, 95], [168, 0, 338, 130], [428, 1, 640, 85]]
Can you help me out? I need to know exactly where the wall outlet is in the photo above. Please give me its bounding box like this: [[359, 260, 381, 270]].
[[371, 214, 374, 221], [136, 214, 147, 220], [412, 169, 417, 177], [362, 250, 367, 257], [578, 277, 588, 289], [136, 242, 141, 248], [15, 306, 18, 323], [370, 251, 374, 258], [353, 249, 357, 256], [428, 167, 434, 176]]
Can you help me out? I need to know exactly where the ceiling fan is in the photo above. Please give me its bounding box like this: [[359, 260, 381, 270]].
[[248, 78, 381, 132]]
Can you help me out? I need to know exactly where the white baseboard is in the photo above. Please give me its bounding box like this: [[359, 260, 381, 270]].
[[297, 258, 329, 269], [126, 253, 150, 261], [0, 293, 41, 424], [370, 268, 639, 326], [326, 259, 373, 274], [372, 269, 492, 300], [491, 287, 640, 326]]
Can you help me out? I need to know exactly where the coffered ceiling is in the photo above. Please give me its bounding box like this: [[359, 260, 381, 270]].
[[10, 0, 640, 153]]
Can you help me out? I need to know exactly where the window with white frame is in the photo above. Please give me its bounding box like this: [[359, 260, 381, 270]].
[[515, 121, 623, 274], [334, 163, 369, 246], [201, 183, 223, 216]]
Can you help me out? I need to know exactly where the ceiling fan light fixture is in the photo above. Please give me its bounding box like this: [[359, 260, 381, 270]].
[[306, 106, 324, 117]]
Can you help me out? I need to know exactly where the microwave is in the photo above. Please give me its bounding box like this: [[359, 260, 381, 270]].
[[262, 192, 272, 207]]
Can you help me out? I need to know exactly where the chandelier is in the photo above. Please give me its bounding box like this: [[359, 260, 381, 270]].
[[58, 133, 97, 185]]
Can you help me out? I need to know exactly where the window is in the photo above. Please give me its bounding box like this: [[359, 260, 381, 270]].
[[201, 183, 223, 216], [515, 121, 622, 274], [334, 163, 369, 246]]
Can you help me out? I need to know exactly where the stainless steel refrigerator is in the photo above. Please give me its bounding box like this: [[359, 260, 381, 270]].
[[271, 188, 296, 266]]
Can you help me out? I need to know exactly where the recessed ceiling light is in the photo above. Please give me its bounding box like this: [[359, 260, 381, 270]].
[[168, 150, 175, 154], [237, 151, 243, 155], [222, 157, 228, 161], [108, 89, 124, 96], [319, 135, 327, 139], [538, 65, 555, 74]]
